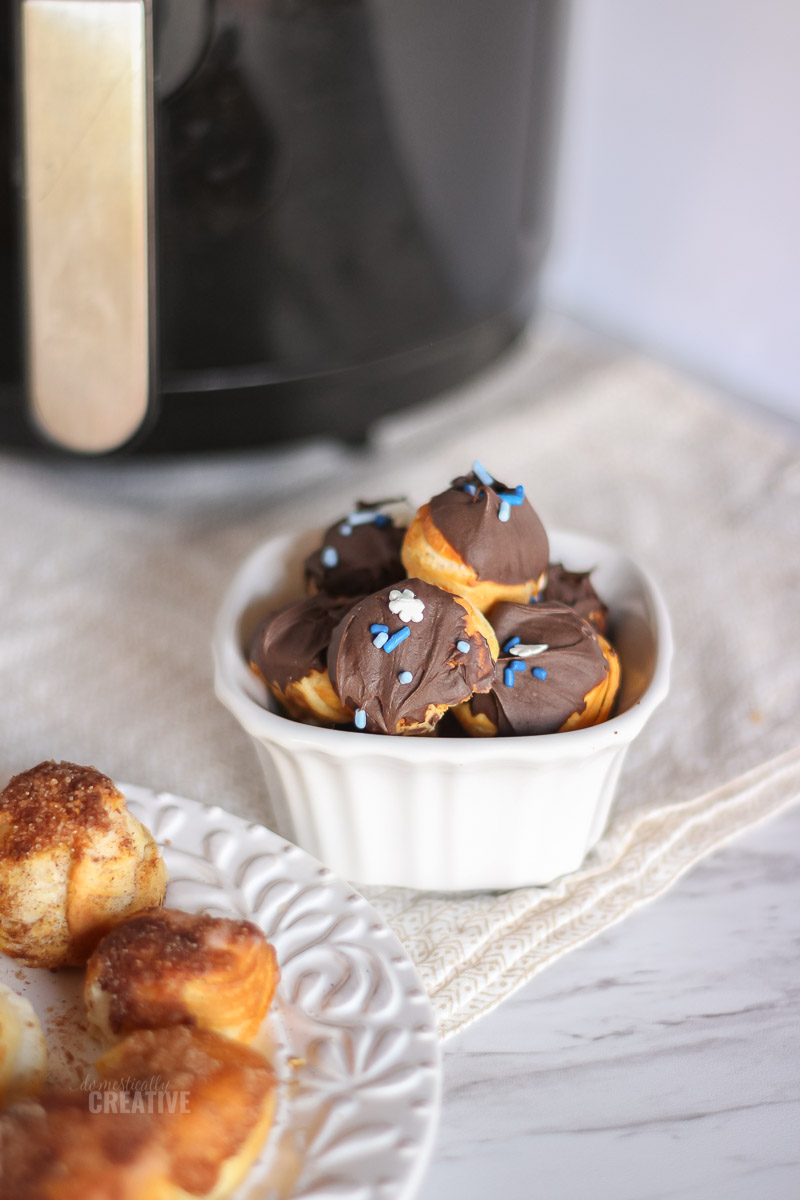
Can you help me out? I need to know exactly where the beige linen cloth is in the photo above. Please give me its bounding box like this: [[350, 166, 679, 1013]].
[[1, 332, 799, 1038]]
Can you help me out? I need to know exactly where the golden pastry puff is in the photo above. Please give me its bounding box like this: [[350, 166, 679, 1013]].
[[0, 982, 47, 1105], [84, 907, 279, 1045], [0, 761, 167, 968], [0, 1026, 276, 1200], [328, 579, 499, 735], [401, 464, 549, 613], [249, 593, 358, 725], [454, 601, 621, 736]]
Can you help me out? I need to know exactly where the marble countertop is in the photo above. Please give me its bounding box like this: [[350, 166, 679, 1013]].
[[418, 800, 800, 1200]]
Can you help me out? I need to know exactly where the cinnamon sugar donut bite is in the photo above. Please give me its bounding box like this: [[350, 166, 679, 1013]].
[[96, 1027, 277, 1200], [328, 578, 498, 735], [0, 1091, 164, 1200], [454, 601, 620, 737], [0, 1027, 276, 1200], [401, 461, 549, 613], [304, 498, 409, 597], [0, 762, 167, 968], [0, 982, 47, 1104], [249, 592, 357, 725], [84, 907, 279, 1045]]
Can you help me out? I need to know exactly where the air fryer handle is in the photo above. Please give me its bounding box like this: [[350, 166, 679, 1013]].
[[20, 0, 154, 453]]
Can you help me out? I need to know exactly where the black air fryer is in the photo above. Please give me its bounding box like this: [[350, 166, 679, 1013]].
[[0, 0, 565, 454]]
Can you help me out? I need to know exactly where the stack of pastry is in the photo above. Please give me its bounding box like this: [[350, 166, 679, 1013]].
[[248, 464, 621, 737], [0, 760, 279, 1200]]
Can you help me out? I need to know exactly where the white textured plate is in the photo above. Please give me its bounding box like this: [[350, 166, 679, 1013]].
[[0, 785, 441, 1200]]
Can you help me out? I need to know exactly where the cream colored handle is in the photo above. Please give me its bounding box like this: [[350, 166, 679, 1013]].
[[21, 0, 153, 453]]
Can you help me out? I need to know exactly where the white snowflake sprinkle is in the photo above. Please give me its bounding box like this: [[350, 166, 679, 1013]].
[[388, 588, 425, 623]]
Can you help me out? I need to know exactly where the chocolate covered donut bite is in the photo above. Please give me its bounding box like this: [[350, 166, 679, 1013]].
[[454, 601, 620, 736], [401, 461, 549, 613], [328, 578, 499, 735], [543, 562, 608, 633], [249, 593, 358, 725], [304, 499, 408, 597]]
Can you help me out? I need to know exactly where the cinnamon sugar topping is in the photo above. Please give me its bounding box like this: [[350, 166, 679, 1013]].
[[0, 760, 117, 859], [92, 908, 273, 1033]]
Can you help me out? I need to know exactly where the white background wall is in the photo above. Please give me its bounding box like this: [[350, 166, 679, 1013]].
[[543, 0, 800, 420]]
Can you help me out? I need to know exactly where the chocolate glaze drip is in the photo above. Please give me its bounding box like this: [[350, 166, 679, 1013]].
[[304, 500, 406, 597], [328, 578, 494, 734], [474, 601, 608, 735], [427, 470, 548, 584], [249, 593, 358, 690], [544, 562, 608, 633]]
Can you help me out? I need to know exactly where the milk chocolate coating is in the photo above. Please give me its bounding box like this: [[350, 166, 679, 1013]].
[[328, 578, 495, 734], [427, 470, 548, 584], [474, 601, 608, 735], [304, 500, 406, 597], [249, 593, 358, 690], [544, 562, 608, 633]]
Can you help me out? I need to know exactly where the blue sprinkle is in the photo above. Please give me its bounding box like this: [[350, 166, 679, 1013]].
[[373, 632, 389, 649], [503, 636, 521, 652], [497, 492, 523, 507], [339, 523, 352, 536], [370, 623, 389, 634], [464, 483, 477, 495], [514, 485, 525, 497], [456, 640, 471, 654], [383, 626, 411, 653], [354, 708, 367, 729], [503, 667, 516, 688], [375, 513, 389, 527], [498, 500, 510, 523], [472, 460, 493, 486], [321, 546, 338, 568], [510, 660, 526, 673], [398, 671, 413, 684], [533, 667, 547, 680]]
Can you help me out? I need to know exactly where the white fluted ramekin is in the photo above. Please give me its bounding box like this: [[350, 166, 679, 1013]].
[[213, 529, 672, 891]]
